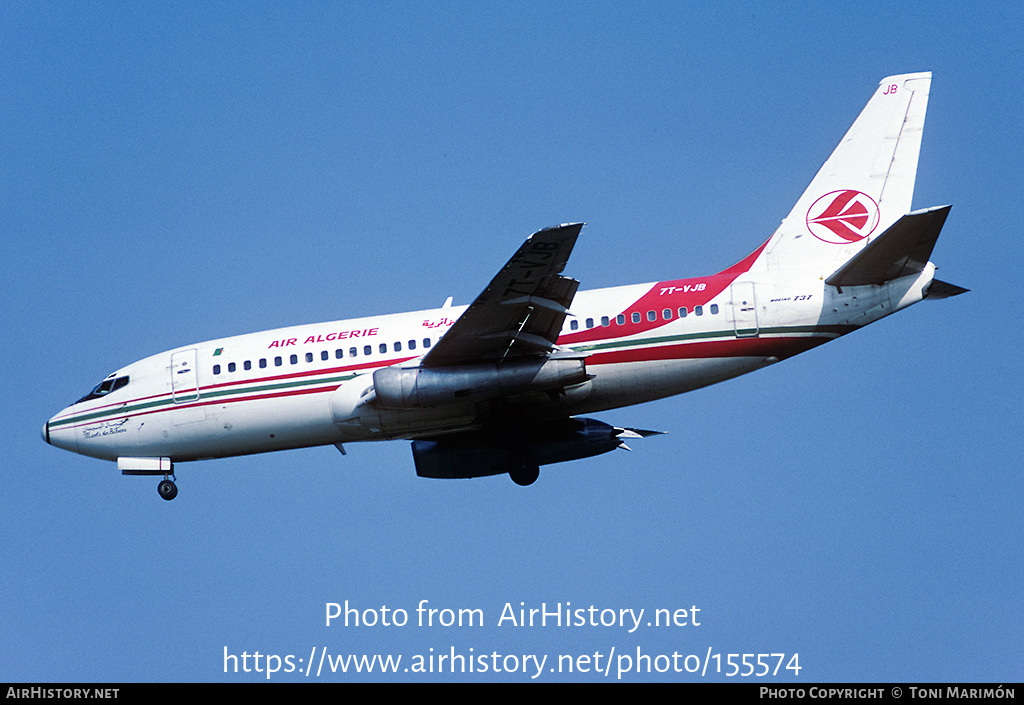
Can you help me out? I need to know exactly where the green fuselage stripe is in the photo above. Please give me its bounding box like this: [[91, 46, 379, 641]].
[[52, 323, 850, 429]]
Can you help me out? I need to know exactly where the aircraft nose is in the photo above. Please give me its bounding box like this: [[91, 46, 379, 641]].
[[42, 413, 77, 453]]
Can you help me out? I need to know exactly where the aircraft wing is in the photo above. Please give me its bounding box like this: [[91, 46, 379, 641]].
[[421, 223, 583, 368]]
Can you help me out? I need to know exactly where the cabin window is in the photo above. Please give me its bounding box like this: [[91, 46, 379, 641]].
[[336, 349, 344, 359], [601, 316, 610, 327], [678, 307, 688, 318], [228, 362, 236, 373], [408, 340, 417, 350], [290, 354, 298, 364], [570, 320, 579, 330], [213, 364, 221, 375], [647, 310, 657, 322], [379, 343, 387, 354], [306, 352, 314, 363], [662, 308, 672, 320], [631, 312, 641, 323], [274, 357, 282, 366], [616, 314, 625, 325], [710, 304, 719, 315], [321, 350, 329, 361], [244, 360, 252, 371], [423, 338, 431, 348], [349, 347, 358, 357], [394, 341, 402, 352], [586, 317, 594, 328], [364, 345, 372, 356], [695, 305, 703, 316]]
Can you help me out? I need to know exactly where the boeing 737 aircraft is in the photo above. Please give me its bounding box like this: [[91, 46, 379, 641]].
[[43, 72, 965, 500]]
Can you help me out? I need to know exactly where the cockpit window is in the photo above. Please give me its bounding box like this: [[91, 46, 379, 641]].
[[76, 375, 129, 404]]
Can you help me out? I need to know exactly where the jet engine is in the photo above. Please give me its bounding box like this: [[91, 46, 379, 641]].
[[371, 357, 589, 409], [411, 417, 658, 485]]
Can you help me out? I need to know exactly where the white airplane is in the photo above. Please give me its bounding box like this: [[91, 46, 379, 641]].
[[43, 72, 966, 500]]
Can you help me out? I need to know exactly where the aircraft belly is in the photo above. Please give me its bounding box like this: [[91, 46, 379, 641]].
[[134, 394, 341, 461], [328, 355, 786, 439], [333, 397, 495, 442], [577, 357, 774, 412]]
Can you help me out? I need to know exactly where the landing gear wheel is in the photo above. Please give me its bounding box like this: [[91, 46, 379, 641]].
[[509, 454, 540, 486], [157, 478, 178, 501]]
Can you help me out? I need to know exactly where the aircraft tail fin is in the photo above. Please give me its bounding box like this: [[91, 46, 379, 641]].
[[752, 72, 933, 276]]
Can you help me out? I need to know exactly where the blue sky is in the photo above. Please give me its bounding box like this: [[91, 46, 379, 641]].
[[3, 1, 1021, 682]]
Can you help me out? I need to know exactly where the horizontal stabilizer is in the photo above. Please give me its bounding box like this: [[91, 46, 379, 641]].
[[925, 279, 970, 299], [825, 205, 950, 287]]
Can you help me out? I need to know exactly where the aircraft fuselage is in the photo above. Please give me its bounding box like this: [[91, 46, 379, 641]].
[[43, 262, 933, 463]]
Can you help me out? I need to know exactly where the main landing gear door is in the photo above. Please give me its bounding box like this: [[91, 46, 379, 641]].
[[170, 349, 200, 403], [730, 282, 760, 338]]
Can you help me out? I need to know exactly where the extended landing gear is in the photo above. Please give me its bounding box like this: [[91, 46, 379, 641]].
[[508, 453, 540, 487], [157, 476, 178, 501], [118, 458, 179, 500]]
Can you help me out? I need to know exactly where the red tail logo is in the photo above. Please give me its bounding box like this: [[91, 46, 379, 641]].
[[806, 190, 880, 244]]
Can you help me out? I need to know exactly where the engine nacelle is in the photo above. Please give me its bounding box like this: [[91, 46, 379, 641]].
[[411, 418, 623, 479], [372, 357, 588, 410]]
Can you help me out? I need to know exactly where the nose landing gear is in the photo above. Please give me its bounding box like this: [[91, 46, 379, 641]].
[[157, 476, 178, 501], [118, 457, 178, 501]]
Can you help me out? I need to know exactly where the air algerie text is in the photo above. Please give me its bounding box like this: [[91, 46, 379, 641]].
[[497, 602, 700, 633], [268, 328, 379, 348]]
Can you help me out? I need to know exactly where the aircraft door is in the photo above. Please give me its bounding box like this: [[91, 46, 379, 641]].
[[170, 349, 200, 403], [730, 282, 759, 338]]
